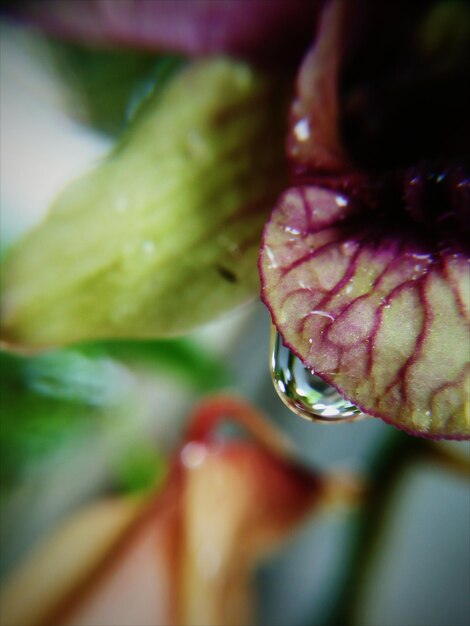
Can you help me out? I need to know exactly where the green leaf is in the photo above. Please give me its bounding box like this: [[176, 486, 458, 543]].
[[0, 333, 230, 495], [0, 349, 121, 494], [1, 58, 288, 349], [77, 338, 230, 392]]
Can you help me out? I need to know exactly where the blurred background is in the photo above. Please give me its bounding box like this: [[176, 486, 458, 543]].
[[1, 14, 469, 626]]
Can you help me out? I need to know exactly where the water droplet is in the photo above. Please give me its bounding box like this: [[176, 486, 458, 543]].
[[265, 246, 278, 269], [294, 118, 310, 142], [141, 240, 155, 255], [335, 194, 348, 207], [284, 224, 302, 236], [270, 329, 366, 423], [340, 241, 356, 255], [309, 309, 335, 322]]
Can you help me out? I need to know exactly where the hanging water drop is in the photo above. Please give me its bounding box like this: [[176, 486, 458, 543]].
[[270, 328, 366, 423]]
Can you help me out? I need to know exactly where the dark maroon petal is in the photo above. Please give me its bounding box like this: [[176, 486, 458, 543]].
[[338, 1, 470, 171], [6, 0, 323, 64], [288, 0, 349, 174], [289, 0, 470, 175], [260, 186, 470, 439]]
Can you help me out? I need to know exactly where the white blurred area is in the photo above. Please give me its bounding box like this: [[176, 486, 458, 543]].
[[0, 23, 111, 249]]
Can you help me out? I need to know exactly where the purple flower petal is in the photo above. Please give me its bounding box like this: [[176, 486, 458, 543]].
[[7, 0, 323, 64], [260, 185, 470, 439], [260, 0, 470, 438]]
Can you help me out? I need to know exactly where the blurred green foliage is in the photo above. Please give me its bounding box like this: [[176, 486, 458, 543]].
[[113, 443, 167, 495], [0, 349, 104, 495], [78, 338, 231, 391], [47, 41, 185, 135], [0, 337, 229, 498]]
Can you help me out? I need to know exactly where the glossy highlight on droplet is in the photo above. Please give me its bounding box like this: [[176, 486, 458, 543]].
[[270, 328, 366, 423]]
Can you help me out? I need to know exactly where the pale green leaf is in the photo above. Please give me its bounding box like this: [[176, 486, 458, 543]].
[[1, 58, 288, 349]]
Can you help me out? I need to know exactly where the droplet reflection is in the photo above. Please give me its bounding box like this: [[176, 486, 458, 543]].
[[270, 328, 366, 423]]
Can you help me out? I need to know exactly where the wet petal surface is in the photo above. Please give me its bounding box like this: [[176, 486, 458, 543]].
[[260, 186, 470, 439]]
